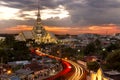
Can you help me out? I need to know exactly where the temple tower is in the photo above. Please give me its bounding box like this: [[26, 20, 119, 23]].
[[33, 0, 57, 44], [15, 0, 57, 44], [33, 0, 47, 43]]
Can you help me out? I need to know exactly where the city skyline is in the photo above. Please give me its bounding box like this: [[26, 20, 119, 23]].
[[0, 0, 120, 35]]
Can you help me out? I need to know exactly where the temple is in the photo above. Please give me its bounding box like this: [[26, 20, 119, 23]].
[[15, 0, 57, 44]]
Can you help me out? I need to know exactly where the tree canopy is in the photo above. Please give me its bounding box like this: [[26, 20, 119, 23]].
[[106, 50, 120, 71]]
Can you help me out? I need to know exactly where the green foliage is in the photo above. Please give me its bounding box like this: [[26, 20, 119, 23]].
[[87, 61, 100, 72], [106, 50, 120, 71], [0, 49, 9, 63], [106, 50, 120, 63], [62, 47, 76, 58], [84, 42, 96, 55], [99, 50, 108, 60], [3, 35, 15, 48], [95, 39, 101, 46], [13, 41, 28, 50], [106, 43, 120, 52], [0, 35, 31, 62], [50, 45, 77, 59], [83, 39, 102, 55]]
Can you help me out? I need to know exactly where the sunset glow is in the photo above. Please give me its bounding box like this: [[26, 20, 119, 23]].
[[45, 24, 120, 35], [0, 0, 120, 35], [0, 25, 32, 33], [0, 24, 119, 35]]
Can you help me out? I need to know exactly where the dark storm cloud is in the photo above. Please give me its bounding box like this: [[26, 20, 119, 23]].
[[65, 0, 120, 26], [1, 0, 120, 27], [0, 19, 35, 28], [2, 0, 60, 10], [42, 17, 73, 27], [87, 0, 120, 8], [1, 0, 37, 11]]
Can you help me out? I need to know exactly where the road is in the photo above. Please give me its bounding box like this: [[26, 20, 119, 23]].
[[63, 59, 86, 80], [34, 49, 87, 80]]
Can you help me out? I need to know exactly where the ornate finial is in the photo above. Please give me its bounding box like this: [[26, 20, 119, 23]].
[[37, 0, 41, 22]]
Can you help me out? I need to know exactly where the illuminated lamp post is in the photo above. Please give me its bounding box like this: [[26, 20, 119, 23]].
[[7, 70, 12, 75], [77, 49, 80, 53], [101, 48, 106, 60], [102, 48, 106, 51]]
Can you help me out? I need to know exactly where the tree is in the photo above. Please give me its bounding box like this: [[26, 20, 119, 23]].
[[87, 61, 100, 72], [13, 41, 28, 50], [3, 35, 15, 48], [0, 49, 8, 63], [84, 42, 96, 55], [106, 43, 120, 52], [94, 39, 102, 51], [99, 50, 108, 60], [62, 47, 76, 58], [106, 50, 120, 71]]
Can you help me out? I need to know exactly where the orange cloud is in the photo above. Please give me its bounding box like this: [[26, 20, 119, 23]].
[[45, 24, 120, 35], [0, 24, 120, 35], [1, 25, 33, 33], [6, 25, 33, 31], [45, 26, 71, 34], [87, 24, 119, 34]]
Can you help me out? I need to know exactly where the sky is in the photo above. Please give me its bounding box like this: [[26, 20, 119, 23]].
[[0, 0, 120, 35]]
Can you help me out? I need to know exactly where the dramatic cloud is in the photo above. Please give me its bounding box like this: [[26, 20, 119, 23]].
[[0, 6, 20, 20], [0, 0, 120, 34], [0, 25, 32, 34], [64, 0, 120, 26]]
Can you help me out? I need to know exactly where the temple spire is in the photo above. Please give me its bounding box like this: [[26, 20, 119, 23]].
[[37, 0, 41, 22]]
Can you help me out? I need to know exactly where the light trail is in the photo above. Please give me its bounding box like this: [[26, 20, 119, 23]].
[[63, 59, 84, 80], [33, 49, 86, 80]]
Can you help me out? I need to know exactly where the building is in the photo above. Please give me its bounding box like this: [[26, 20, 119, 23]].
[[0, 37, 5, 41], [15, 0, 57, 44], [114, 33, 120, 39], [104, 70, 120, 80], [91, 68, 109, 80]]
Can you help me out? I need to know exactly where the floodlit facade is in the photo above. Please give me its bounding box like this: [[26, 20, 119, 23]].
[[91, 68, 109, 80], [15, 1, 57, 44]]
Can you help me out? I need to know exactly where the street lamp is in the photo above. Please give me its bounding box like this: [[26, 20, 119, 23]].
[[7, 70, 12, 75], [102, 48, 106, 51], [57, 50, 61, 58], [78, 49, 80, 52]]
